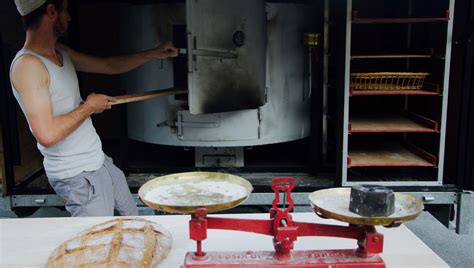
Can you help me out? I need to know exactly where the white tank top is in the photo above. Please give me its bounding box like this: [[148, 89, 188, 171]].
[[10, 47, 104, 179]]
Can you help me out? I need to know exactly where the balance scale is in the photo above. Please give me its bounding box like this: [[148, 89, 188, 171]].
[[138, 172, 423, 267]]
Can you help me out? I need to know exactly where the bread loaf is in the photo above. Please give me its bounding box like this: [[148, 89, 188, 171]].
[[45, 218, 172, 267]]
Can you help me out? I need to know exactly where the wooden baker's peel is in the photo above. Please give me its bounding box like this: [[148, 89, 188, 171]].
[[110, 87, 188, 105]]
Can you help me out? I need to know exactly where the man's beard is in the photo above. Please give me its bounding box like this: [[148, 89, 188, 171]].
[[54, 20, 67, 38]]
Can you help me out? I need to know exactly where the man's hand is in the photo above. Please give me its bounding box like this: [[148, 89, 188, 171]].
[[83, 93, 117, 114], [153, 41, 179, 60]]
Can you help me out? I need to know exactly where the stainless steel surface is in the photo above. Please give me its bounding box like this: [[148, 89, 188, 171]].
[[6, 191, 460, 208], [178, 48, 238, 59], [0, 194, 12, 211], [243, 192, 311, 206], [6, 193, 313, 208], [456, 192, 472, 234], [343, 181, 444, 187], [256, 2, 311, 143], [411, 192, 457, 204], [309, 188, 424, 226], [123, 3, 185, 145], [186, 0, 266, 114], [128, 3, 311, 147], [341, 0, 352, 185], [10, 195, 64, 207], [195, 147, 244, 167], [175, 110, 258, 142], [437, 0, 455, 182], [3, 190, 466, 233], [192, 49, 238, 59]]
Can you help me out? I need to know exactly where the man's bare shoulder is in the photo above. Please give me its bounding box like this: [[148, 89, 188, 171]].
[[12, 53, 45, 71], [11, 53, 49, 91]]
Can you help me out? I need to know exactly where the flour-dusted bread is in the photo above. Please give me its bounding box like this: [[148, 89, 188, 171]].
[[45, 218, 172, 267]]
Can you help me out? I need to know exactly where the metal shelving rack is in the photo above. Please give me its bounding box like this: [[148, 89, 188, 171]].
[[338, 0, 455, 186], [349, 112, 440, 133]]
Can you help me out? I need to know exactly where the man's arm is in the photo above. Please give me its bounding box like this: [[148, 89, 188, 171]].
[[11, 54, 115, 148], [59, 42, 178, 75]]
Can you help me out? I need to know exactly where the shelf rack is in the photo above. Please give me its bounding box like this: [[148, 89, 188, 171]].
[[352, 10, 450, 24], [334, 0, 455, 186], [349, 112, 439, 133], [348, 142, 437, 168]]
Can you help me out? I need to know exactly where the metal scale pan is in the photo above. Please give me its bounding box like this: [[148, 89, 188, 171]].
[[309, 188, 424, 226], [139, 172, 253, 214]]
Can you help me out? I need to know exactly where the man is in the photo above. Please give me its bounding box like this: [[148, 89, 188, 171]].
[[10, 0, 178, 216]]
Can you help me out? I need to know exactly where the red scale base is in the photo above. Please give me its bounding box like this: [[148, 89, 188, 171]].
[[183, 250, 384, 267]]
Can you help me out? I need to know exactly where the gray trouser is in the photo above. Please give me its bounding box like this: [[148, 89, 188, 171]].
[[48, 156, 138, 217]]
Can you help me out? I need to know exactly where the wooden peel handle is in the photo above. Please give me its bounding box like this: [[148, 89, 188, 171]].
[[111, 88, 188, 105]]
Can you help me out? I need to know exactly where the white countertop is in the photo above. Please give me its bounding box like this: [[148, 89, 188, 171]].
[[0, 212, 448, 267]]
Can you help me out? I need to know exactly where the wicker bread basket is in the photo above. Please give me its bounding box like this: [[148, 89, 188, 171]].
[[351, 72, 429, 91]]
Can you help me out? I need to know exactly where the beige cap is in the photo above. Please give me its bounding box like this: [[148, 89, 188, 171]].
[[15, 0, 47, 16]]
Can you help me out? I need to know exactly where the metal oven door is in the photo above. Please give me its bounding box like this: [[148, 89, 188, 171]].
[[186, 0, 267, 115]]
